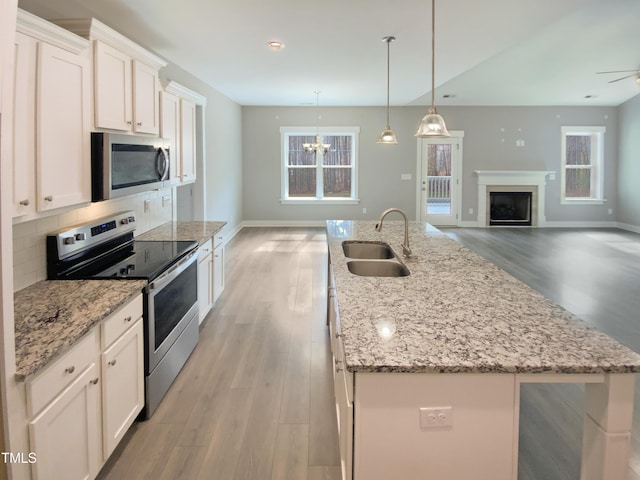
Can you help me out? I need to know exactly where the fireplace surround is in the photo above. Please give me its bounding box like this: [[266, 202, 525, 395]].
[[475, 171, 555, 227]]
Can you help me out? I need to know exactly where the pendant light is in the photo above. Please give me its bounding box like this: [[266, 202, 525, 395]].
[[303, 91, 331, 155], [377, 35, 398, 144], [415, 0, 450, 138]]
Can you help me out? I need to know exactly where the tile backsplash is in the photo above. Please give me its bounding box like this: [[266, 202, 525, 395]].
[[13, 188, 174, 291]]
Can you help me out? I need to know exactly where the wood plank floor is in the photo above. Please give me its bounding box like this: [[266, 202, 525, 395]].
[[441, 227, 640, 480], [97, 227, 340, 480], [97, 226, 640, 480]]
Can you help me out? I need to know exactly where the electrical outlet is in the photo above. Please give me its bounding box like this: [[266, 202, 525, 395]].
[[362, 207, 367, 214], [468, 208, 473, 215], [419, 406, 453, 429]]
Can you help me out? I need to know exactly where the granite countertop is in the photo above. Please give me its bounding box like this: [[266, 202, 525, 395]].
[[136, 221, 226, 245], [14, 279, 146, 380], [326, 220, 640, 375]]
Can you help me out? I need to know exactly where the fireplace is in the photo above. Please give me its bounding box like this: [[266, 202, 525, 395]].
[[490, 192, 532, 226], [475, 170, 555, 227]]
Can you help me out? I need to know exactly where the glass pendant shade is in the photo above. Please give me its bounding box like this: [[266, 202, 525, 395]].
[[377, 128, 398, 144], [415, 0, 450, 138], [415, 106, 450, 137]]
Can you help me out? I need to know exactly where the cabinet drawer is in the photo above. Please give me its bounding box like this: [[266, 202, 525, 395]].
[[213, 234, 223, 249], [198, 239, 213, 261], [27, 329, 98, 417], [101, 294, 143, 349]]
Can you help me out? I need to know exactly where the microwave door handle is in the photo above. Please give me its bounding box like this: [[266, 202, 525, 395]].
[[156, 148, 169, 180]]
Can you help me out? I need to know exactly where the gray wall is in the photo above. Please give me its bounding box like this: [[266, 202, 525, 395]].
[[242, 105, 619, 224], [617, 94, 640, 229], [160, 65, 243, 233]]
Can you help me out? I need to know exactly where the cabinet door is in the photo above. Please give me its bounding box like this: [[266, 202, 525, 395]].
[[29, 364, 101, 480], [102, 319, 144, 459], [160, 91, 181, 185], [133, 60, 159, 134], [180, 99, 196, 183], [197, 244, 213, 323], [94, 41, 132, 131], [213, 243, 224, 303], [12, 32, 37, 216], [36, 42, 91, 211]]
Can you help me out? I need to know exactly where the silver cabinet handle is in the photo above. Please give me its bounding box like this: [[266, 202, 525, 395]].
[[108, 359, 117, 366], [64, 366, 75, 374], [19, 199, 30, 206], [44, 195, 53, 201], [124, 316, 132, 323], [90, 378, 99, 385], [127, 121, 132, 125], [335, 332, 342, 339], [137, 122, 142, 126]]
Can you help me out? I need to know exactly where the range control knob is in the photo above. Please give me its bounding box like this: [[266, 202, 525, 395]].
[[120, 218, 129, 225], [127, 216, 135, 223], [75, 233, 86, 241], [63, 237, 75, 245]]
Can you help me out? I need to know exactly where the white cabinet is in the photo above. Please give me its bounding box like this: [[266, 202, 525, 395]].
[[29, 364, 101, 480], [160, 91, 181, 185], [180, 98, 196, 183], [328, 271, 353, 480], [212, 235, 225, 304], [26, 294, 144, 480], [101, 318, 144, 458], [94, 41, 159, 134], [13, 11, 92, 217], [27, 330, 101, 480], [197, 239, 214, 324], [37, 42, 91, 211]]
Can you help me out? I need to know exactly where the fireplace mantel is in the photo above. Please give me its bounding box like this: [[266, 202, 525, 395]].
[[475, 170, 555, 227]]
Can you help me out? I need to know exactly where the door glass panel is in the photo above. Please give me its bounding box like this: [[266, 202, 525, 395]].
[[426, 144, 452, 216]]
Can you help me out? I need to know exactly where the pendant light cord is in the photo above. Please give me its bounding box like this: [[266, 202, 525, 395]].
[[431, 0, 436, 110], [386, 39, 391, 127]]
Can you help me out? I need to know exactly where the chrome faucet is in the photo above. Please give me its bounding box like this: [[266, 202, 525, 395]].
[[375, 208, 412, 257]]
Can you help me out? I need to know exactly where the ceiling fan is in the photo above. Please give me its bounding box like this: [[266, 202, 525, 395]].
[[596, 68, 640, 84]]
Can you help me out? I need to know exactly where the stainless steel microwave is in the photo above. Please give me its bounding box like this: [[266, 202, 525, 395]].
[[91, 132, 171, 202]]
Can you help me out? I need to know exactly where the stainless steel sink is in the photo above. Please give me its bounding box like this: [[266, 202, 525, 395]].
[[342, 241, 395, 259], [346, 260, 410, 277]]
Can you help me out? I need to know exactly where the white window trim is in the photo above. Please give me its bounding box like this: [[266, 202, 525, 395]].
[[560, 126, 606, 205], [280, 126, 360, 204]]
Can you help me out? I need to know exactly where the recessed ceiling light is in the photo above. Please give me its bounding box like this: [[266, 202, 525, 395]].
[[267, 41, 285, 50]]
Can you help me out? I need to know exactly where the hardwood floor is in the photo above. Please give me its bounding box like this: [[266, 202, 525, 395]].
[[442, 227, 640, 480], [97, 227, 340, 480], [98, 226, 640, 480]]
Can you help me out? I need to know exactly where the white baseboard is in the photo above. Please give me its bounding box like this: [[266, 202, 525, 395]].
[[615, 222, 640, 234], [241, 220, 326, 228], [544, 221, 618, 228]]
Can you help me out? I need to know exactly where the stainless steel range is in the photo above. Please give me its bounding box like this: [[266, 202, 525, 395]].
[[47, 211, 199, 418]]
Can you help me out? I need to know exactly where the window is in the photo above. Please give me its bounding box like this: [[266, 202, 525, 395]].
[[560, 126, 605, 204], [281, 126, 359, 204]]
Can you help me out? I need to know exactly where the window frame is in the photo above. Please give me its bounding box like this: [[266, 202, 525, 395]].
[[280, 126, 360, 204], [560, 126, 606, 205]]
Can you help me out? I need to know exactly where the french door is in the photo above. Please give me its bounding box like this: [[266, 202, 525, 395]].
[[417, 134, 463, 226]]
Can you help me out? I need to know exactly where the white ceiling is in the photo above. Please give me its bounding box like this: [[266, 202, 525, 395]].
[[17, 0, 640, 107]]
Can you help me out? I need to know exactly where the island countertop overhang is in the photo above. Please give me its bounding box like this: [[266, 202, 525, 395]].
[[326, 220, 640, 375]]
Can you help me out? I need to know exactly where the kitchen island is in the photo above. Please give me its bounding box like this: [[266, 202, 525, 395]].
[[326, 220, 640, 480]]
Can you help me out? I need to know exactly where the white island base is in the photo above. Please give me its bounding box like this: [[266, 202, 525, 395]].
[[353, 372, 634, 480]]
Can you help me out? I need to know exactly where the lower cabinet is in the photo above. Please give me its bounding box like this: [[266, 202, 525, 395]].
[[328, 267, 353, 480], [26, 294, 144, 480], [212, 235, 225, 304], [29, 363, 101, 480], [197, 239, 214, 324], [101, 318, 144, 458]]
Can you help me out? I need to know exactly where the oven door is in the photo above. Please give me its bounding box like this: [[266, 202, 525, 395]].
[[145, 248, 198, 374]]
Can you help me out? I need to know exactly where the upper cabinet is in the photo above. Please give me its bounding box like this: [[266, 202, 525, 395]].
[[161, 81, 206, 186], [13, 10, 92, 217], [52, 17, 167, 135]]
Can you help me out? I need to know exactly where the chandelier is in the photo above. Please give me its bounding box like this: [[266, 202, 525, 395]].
[[415, 0, 450, 137], [303, 91, 331, 155]]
